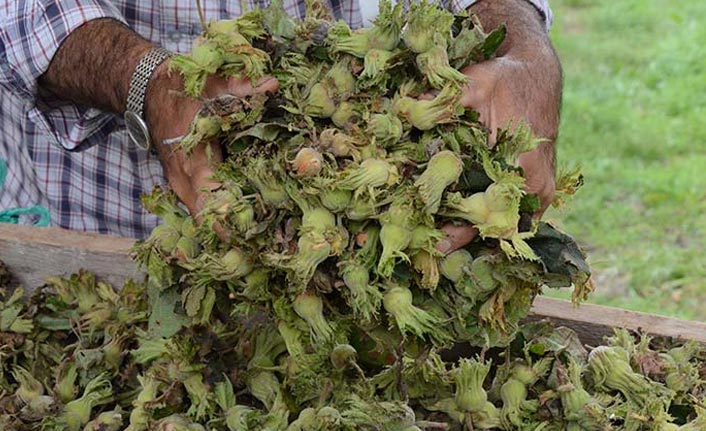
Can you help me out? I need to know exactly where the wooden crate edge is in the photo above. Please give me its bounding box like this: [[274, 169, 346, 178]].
[[0, 224, 142, 289], [2, 225, 705, 345]]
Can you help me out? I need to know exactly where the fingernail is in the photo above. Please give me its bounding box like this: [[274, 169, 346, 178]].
[[437, 239, 452, 254]]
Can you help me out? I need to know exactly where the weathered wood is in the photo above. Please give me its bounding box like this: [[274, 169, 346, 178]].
[[2, 224, 706, 345], [0, 224, 143, 289], [526, 296, 706, 345]]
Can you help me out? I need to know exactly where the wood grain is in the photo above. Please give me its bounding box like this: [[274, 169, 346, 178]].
[[0, 224, 143, 289], [2, 224, 705, 345], [526, 296, 706, 345]]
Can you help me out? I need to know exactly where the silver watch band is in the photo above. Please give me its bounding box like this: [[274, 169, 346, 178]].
[[126, 47, 173, 118]]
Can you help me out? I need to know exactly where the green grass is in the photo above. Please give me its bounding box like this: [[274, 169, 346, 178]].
[[542, 0, 706, 320]]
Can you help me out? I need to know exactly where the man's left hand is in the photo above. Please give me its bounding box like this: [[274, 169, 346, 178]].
[[438, 0, 562, 255]]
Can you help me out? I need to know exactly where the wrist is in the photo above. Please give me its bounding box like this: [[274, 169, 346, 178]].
[[144, 60, 204, 159], [122, 43, 156, 110], [470, 0, 549, 59], [123, 47, 178, 152], [145, 60, 180, 139]]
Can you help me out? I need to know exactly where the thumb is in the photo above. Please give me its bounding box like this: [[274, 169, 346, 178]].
[[254, 76, 279, 94], [222, 75, 279, 98], [459, 61, 497, 109], [518, 144, 556, 216], [437, 224, 480, 255]]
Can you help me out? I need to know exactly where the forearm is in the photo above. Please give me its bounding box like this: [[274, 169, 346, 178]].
[[38, 18, 154, 114], [470, 0, 553, 59]]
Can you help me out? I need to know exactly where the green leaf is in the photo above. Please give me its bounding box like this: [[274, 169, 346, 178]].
[[520, 322, 587, 362], [36, 315, 72, 331], [214, 377, 236, 411], [528, 343, 546, 356], [519, 194, 541, 214], [198, 287, 217, 324], [184, 285, 207, 318], [480, 25, 506, 59], [231, 122, 290, 142], [9, 317, 33, 334], [6, 286, 24, 306], [132, 334, 171, 364], [527, 222, 592, 289], [148, 284, 188, 338], [0, 306, 21, 331]]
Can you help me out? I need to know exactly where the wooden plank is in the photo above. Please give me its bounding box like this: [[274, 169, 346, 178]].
[[526, 296, 706, 346], [3, 225, 706, 346], [0, 224, 143, 289]]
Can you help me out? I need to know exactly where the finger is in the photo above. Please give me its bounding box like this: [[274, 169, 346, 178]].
[[193, 193, 231, 243], [158, 148, 200, 216], [204, 74, 239, 96], [458, 62, 502, 145], [253, 76, 279, 94], [187, 142, 232, 242], [161, 140, 221, 218], [436, 224, 479, 255], [518, 144, 556, 215], [223, 75, 279, 98], [418, 90, 438, 101], [227, 78, 256, 98], [187, 142, 223, 211], [459, 62, 494, 109]]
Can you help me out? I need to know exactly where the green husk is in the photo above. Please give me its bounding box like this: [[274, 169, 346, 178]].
[[62, 373, 112, 431], [377, 196, 417, 277], [367, 112, 404, 147], [326, 21, 371, 58], [293, 291, 334, 343], [588, 346, 674, 409], [0, 5, 601, 431], [403, 1, 454, 54], [337, 158, 399, 197], [382, 284, 449, 345], [305, 82, 337, 118], [416, 45, 469, 89], [439, 249, 473, 284], [331, 101, 358, 128], [414, 150, 464, 214], [359, 48, 394, 89], [340, 260, 383, 324], [368, 0, 404, 50], [393, 85, 462, 130], [453, 357, 491, 413]]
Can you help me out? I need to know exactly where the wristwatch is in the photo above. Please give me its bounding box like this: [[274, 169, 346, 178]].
[[124, 47, 174, 151]]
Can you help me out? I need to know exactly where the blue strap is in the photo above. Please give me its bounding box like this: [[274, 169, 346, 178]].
[[0, 158, 51, 227]]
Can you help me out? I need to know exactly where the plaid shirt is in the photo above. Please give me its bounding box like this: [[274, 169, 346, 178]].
[[0, 0, 551, 239]]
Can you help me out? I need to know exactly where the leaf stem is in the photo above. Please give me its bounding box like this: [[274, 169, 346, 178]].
[[195, 0, 207, 32]]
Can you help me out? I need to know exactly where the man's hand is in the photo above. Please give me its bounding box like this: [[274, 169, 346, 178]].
[[145, 65, 278, 219], [39, 18, 279, 227], [438, 0, 562, 255]]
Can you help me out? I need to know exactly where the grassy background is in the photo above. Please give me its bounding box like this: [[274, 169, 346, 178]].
[[543, 0, 706, 320]]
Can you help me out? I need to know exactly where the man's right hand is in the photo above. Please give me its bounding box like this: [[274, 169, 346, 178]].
[[145, 65, 279, 220], [39, 18, 279, 225]]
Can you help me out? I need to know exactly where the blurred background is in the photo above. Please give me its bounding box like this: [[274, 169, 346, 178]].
[[544, 0, 706, 320]]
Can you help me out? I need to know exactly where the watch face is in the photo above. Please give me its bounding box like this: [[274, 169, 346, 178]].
[[124, 111, 151, 150]]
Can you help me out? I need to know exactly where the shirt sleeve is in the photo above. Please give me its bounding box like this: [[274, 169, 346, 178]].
[[446, 0, 553, 31], [0, 1, 127, 151]]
